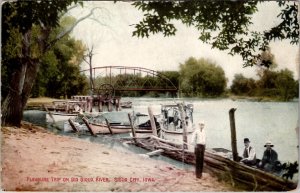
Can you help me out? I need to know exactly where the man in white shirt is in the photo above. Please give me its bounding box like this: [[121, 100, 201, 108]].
[[192, 122, 206, 146], [192, 122, 206, 178], [240, 138, 256, 166]]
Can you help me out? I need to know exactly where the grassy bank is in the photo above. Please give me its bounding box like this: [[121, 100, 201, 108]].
[[27, 97, 58, 106]]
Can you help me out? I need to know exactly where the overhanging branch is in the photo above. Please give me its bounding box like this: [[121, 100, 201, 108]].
[[45, 7, 104, 51]]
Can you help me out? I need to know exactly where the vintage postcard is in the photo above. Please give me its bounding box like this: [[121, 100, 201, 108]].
[[1, 1, 299, 192]]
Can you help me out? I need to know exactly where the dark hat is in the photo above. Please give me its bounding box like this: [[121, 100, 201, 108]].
[[244, 138, 250, 143]]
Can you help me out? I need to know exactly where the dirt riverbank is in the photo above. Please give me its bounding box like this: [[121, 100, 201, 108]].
[[1, 122, 240, 192]]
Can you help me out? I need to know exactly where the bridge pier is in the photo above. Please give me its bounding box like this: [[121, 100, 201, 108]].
[[99, 97, 103, 112], [116, 98, 120, 111], [90, 96, 121, 112]]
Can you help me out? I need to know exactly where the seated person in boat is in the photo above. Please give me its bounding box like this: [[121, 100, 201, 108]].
[[258, 141, 278, 172], [240, 138, 256, 166]]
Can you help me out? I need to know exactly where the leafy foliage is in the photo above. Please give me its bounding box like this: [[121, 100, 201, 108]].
[[231, 74, 256, 96], [132, 1, 299, 67], [2, 0, 80, 45], [2, 14, 88, 99], [31, 36, 88, 98], [231, 68, 298, 101], [179, 57, 227, 97], [1, 0, 85, 126]]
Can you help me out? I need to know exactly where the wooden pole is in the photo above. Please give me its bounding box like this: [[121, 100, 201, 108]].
[[105, 118, 114, 135], [229, 108, 238, 162], [116, 99, 120, 111], [148, 106, 158, 136], [65, 101, 69, 113], [68, 118, 79, 132], [178, 104, 188, 149], [128, 113, 136, 143], [97, 97, 101, 112], [82, 117, 97, 137], [87, 97, 92, 112], [195, 144, 205, 178], [145, 149, 164, 157], [84, 100, 87, 112], [43, 105, 61, 130], [99, 98, 103, 112], [43, 105, 56, 124], [108, 100, 112, 112]]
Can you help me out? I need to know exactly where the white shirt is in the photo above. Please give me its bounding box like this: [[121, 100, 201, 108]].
[[192, 128, 206, 145], [244, 146, 256, 161]]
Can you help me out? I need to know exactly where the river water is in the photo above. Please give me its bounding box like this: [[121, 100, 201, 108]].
[[23, 97, 299, 166], [126, 97, 299, 164]]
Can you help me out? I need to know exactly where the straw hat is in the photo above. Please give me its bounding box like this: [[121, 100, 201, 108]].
[[198, 122, 205, 129], [264, 141, 274, 147]]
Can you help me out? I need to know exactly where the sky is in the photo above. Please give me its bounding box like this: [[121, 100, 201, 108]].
[[69, 1, 299, 86]]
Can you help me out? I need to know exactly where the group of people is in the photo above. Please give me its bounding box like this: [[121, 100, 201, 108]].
[[240, 138, 279, 172], [191, 123, 280, 175]]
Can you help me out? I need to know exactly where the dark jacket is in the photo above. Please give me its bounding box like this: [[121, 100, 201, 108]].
[[262, 148, 278, 165]]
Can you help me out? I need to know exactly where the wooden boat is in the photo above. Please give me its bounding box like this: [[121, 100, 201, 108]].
[[65, 111, 160, 135], [45, 93, 122, 122], [47, 112, 78, 122], [124, 135, 297, 191], [45, 100, 87, 122], [85, 121, 132, 134], [159, 103, 195, 149]]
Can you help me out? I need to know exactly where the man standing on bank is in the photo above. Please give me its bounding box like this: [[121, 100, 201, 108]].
[[192, 122, 206, 178], [240, 138, 257, 166]]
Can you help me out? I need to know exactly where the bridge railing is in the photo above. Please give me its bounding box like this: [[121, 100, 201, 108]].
[[80, 66, 178, 92]]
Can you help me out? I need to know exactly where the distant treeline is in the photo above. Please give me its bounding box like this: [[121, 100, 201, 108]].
[[100, 57, 298, 101], [231, 69, 299, 101]]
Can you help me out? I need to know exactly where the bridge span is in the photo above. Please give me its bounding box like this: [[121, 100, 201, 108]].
[[80, 66, 178, 94]]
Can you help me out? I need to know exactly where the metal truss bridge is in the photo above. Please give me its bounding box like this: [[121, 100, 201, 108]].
[[80, 66, 178, 95]]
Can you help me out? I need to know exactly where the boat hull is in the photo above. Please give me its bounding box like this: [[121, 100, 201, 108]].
[[46, 112, 78, 122], [89, 123, 132, 134], [160, 128, 195, 150]]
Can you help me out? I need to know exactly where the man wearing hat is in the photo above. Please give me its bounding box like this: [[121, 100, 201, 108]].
[[240, 138, 257, 166], [259, 141, 278, 171], [192, 122, 206, 178]]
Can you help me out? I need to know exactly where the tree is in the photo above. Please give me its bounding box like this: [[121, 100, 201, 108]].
[[31, 17, 89, 98], [160, 71, 180, 88], [179, 57, 227, 97], [1, 1, 101, 127], [132, 1, 298, 67], [160, 71, 180, 97], [83, 46, 96, 95], [275, 69, 297, 101], [231, 74, 256, 95], [232, 67, 298, 101]]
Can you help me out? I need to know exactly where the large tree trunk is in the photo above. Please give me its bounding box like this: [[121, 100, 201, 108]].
[[1, 62, 24, 127], [1, 61, 39, 127], [1, 31, 40, 127]]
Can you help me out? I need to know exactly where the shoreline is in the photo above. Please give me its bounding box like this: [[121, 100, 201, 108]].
[[1, 122, 239, 192], [25, 96, 298, 109]]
